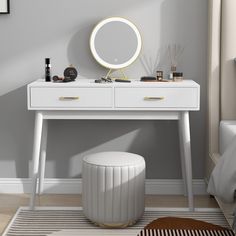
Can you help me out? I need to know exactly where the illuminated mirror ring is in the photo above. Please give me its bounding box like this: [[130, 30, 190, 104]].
[[90, 17, 142, 69]]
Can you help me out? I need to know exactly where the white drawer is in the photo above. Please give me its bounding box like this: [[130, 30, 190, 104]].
[[115, 87, 199, 109], [30, 87, 112, 108]]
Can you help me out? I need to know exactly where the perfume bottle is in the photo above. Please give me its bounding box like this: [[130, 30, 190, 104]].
[[45, 58, 51, 82]]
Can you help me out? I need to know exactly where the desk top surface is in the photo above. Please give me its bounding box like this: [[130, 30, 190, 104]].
[[28, 78, 200, 88]]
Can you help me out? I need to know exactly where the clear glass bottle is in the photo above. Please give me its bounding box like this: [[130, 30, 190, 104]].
[[169, 64, 176, 80]]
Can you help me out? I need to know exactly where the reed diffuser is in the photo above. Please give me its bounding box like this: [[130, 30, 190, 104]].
[[140, 49, 161, 76], [168, 44, 184, 80]]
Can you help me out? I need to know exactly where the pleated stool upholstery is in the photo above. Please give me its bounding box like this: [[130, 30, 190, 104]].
[[82, 151, 145, 227]]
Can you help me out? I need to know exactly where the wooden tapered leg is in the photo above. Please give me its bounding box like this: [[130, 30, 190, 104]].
[[179, 111, 194, 211], [38, 119, 48, 195], [178, 118, 187, 196], [29, 111, 43, 210]]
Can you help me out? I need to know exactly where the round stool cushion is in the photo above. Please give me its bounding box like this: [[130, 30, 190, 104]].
[[82, 151, 145, 227]]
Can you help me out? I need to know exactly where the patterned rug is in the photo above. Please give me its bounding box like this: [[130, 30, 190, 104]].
[[3, 207, 232, 236]]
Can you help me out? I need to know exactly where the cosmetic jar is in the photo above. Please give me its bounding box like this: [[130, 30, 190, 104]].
[[173, 72, 183, 82], [156, 71, 163, 81]]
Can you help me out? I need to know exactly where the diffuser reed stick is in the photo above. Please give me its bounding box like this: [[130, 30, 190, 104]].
[[168, 44, 184, 72]]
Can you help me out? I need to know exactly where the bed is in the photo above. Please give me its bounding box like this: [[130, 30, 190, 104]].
[[207, 0, 236, 229], [208, 121, 236, 228]]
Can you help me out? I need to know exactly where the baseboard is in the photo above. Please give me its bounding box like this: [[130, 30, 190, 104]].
[[0, 178, 207, 195], [145, 179, 207, 195]]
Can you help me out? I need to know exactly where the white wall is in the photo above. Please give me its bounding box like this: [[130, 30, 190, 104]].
[[0, 0, 208, 178]]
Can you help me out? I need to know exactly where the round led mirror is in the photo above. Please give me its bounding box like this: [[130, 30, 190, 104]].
[[90, 17, 142, 70]]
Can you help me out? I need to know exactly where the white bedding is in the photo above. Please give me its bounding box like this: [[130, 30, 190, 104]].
[[220, 120, 236, 154], [208, 121, 236, 203]]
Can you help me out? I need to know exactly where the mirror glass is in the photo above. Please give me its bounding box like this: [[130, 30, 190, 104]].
[[90, 17, 142, 69]]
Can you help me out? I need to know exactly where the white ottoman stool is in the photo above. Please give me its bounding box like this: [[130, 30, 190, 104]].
[[82, 151, 145, 227]]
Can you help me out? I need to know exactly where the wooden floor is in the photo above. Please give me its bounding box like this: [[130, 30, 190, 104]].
[[0, 194, 218, 234]]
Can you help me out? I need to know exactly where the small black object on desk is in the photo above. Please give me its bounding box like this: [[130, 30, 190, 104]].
[[101, 77, 112, 83], [94, 78, 131, 83], [94, 77, 112, 83], [115, 79, 131, 83], [52, 75, 75, 83], [140, 76, 157, 82]]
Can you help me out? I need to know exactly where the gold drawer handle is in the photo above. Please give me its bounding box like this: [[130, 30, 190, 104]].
[[59, 96, 80, 101], [144, 96, 164, 101]]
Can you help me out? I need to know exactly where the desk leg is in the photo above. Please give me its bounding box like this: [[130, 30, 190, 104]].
[[178, 120, 187, 196], [30, 111, 43, 210], [179, 111, 194, 211], [38, 119, 48, 195]]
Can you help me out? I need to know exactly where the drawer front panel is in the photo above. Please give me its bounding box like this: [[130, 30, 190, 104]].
[[115, 87, 199, 109], [30, 88, 112, 108]]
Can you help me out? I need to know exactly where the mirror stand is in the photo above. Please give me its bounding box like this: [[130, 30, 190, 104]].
[[105, 68, 129, 80]]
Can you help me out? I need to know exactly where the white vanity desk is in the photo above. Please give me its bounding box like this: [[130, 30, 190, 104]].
[[27, 78, 200, 211]]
